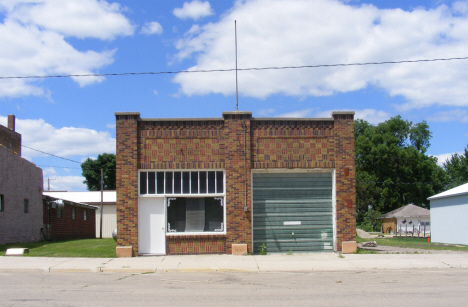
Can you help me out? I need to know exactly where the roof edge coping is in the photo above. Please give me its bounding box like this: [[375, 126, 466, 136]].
[[331, 111, 355, 115], [115, 112, 140, 116], [141, 118, 223, 121], [253, 117, 333, 121]]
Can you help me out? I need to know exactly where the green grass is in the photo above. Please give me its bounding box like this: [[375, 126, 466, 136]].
[[357, 235, 468, 252], [0, 238, 116, 258]]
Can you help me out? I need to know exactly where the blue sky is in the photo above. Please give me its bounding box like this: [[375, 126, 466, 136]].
[[0, 0, 467, 191]]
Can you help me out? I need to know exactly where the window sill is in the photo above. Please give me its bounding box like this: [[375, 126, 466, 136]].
[[166, 234, 227, 240]]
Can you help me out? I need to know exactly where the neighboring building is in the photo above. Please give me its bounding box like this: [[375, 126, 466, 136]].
[[42, 195, 98, 241], [115, 111, 356, 256], [428, 183, 468, 245], [43, 191, 116, 238], [379, 204, 430, 235], [0, 115, 43, 244]]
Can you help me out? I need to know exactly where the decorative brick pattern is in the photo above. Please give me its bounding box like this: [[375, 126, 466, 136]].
[[115, 111, 355, 255], [333, 113, 356, 251], [166, 235, 226, 255], [116, 113, 140, 257], [251, 120, 335, 169], [223, 112, 252, 254]]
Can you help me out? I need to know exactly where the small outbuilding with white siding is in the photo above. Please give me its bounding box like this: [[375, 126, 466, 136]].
[[379, 204, 430, 235], [43, 191, 116, 238], [428, 183, 468, 245]]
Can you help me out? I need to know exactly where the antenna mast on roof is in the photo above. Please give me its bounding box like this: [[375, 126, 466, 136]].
[[235, 20, 239, 111]]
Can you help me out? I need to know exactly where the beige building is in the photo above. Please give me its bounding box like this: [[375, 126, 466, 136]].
[[0, 115, 44, 244]]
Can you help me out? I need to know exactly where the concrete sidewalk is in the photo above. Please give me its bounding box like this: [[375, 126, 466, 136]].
[[1, 253, 468, 273]]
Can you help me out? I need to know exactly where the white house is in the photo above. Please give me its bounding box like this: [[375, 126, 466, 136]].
[[379, 204, 430, 235], [428, 183, 468, 245], [43, 191, 116, 238]]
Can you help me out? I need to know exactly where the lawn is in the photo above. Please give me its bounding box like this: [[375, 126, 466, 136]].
[[357, 234, 468, 252], [0, 238, 116, 258]]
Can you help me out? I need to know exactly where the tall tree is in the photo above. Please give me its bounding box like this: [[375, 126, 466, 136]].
[[443, 145, 468, 188], [355, 116, 446, 229], [81, 153, 116, 191]]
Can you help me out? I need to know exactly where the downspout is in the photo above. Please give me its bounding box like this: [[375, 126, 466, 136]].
[[244, 120, 247, 211]]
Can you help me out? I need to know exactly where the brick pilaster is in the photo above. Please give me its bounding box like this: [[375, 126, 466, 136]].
[[222, 111, 252, 254], [115, 112, 140, 256], [333, 111, 356, 251]]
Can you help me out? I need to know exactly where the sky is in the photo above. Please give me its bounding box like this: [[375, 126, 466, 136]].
[[0, 0, 467, 191]]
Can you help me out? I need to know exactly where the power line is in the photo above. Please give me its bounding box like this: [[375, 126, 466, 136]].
[[21, 145, 115, 171], [1, 56, 467, 80], [22, 145, 81, 164]]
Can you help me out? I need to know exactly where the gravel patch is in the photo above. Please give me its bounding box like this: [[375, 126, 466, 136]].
[[356, 229, 374, 239], [357, 243, 468, 254]]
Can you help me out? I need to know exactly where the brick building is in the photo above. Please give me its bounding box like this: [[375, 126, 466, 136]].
[[115, 111, 355, 257], [0, 115, 43, 244], [42, 195, 97, 241]]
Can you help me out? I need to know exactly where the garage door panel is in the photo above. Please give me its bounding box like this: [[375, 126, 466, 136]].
[[262, 240, 334, 253], [254, 229, 333, 240], [253, 172, 333, 253]]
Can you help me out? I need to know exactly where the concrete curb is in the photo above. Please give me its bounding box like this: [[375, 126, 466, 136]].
[[2, 254, 468, 274]]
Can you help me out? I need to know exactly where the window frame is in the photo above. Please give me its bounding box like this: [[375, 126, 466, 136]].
[[71, 208, 76, 219], [84, 209, 87, 221], [139, 170, 225, 196], [23, 199, 28, 213], [57, 207, 62, 218], [139, 169, 226, 236], [0, 194, 4, 212]]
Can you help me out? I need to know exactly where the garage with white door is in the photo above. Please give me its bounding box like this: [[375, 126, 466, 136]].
[[252, 171, 334, 253]]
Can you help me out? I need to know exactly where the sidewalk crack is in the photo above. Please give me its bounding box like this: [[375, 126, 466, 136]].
[[253, 255, 260, 271]]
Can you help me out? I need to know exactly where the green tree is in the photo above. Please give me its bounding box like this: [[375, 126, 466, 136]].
[[355, 116, 446, 230], [443, 145, 468, 188], [81, 153, 116, 191]]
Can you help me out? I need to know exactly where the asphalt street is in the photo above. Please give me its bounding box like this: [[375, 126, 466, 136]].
[[1, 269, 467, 306]]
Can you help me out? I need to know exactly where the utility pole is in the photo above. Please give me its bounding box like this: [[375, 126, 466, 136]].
[[100, 168, 103, 239], [47, 177, 56, 191], [235, 20, 239, 111]]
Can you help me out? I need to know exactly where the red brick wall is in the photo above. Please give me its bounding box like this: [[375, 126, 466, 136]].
[[116, 113, 140, 256], [0, 121, 21, 156], [166, 235, 226, 255], [116, 111, 355, 255], [43, 203, 96, 240], [332, 112, 356, 250], [223, 112, 252, 254]]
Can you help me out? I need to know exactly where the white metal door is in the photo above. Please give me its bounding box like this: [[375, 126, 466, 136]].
[[139, 197, 166, 255]]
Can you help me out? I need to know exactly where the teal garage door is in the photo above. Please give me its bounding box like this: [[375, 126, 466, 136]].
[[252, 172, 333, 253]]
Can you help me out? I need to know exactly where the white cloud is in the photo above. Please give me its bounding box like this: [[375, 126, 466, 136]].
[[354, 109, 391, 124], [432, 152, 461, 167], [173, 1, 213, 20], [256, 108, 275, 116], [427, 109, 468, 123], [173, 0, 468, 109], [3, 0, 134, 39], [272, 108, 390, 124], [106, 123, 116, 129], [0, 115, 116, 159], [42, 167, 57, 177], [48, 175, 87, 191], [140, 21, 163, 35], [277, 109, 313, 118], [0, 0, 134, 98]]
